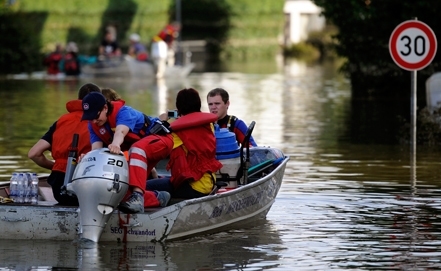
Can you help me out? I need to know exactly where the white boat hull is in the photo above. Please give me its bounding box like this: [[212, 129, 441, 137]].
[[0, 157, 288, 242], [81, 56, 195, 79]]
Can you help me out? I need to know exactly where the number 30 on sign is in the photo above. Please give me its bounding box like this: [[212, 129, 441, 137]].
[[389, 20, 437, 71]]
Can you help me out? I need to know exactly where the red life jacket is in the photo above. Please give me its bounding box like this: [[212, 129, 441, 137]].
[[167, 112, 222, 188], [63, 53, 80, 75], [44, 52, 63, 75], [90, 100, 150, 151], [52, 100, 91, 172], [157, 24, 177, 46]]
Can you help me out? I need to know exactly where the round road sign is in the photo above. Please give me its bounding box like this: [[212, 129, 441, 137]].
[[389, 20, 437, 71]]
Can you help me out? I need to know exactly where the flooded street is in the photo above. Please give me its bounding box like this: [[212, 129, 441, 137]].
[[1, 59, 441, 270]]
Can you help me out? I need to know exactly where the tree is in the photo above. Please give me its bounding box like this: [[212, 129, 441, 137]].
[[168, 0, 233, 62]]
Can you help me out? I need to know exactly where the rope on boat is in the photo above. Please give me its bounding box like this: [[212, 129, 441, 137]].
[[118, 211, 130, 243], [0, 196, 13, 204]]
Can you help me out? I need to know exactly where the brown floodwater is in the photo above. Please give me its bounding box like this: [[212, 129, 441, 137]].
[[1, 59, 441, 270]]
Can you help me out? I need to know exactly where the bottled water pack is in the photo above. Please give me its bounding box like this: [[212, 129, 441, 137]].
[[9, 172, 39, 204]]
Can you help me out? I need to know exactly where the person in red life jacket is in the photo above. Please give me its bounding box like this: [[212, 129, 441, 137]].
[[80, 92, 173, 214], [207, 88, 257, 147], [128, 33, 149, 61], [43, 43, 63, 75], [28, 83, 102, 205], [154, 21, 181, 67], [147, 88, 223, 198], [60, 42, 81, 76]]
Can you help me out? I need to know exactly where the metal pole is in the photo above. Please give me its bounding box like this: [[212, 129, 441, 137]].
[[410, 69, 417, 199], [409, 17, 418, 203], [410, 17, 418, 153], [411, 70, 417, 151]]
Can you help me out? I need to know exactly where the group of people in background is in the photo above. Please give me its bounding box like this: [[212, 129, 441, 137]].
[[44, 22, 182, 78], [43, 41, 89, 76], [28, 83, 256, 214]]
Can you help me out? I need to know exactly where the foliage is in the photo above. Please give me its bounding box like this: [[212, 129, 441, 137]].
[[225, 0, 284, 60], [284, 25, 339, 62], [168, 0, 233, 61], [0, 11, 45, 74], [283, 43, 319, 62], [397, 107, 441, 146]]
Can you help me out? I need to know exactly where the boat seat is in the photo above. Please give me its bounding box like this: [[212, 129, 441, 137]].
[[39, 186, 56, 202], [209, 181, 228, 195]]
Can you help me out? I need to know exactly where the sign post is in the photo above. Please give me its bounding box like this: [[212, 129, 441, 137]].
[[389, 19, 437, 189], [389, 19, 437, 145]]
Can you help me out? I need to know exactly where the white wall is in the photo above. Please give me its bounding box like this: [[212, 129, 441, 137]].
[[283, 0, 325, 45]]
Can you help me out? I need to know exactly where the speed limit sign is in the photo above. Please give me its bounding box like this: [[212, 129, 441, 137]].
[[389, 20, 437, 71]]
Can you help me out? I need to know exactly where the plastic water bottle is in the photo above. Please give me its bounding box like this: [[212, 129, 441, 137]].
[[16, 173, 26, 203], [24, 172, 32, 203], [8, 172, 18, 202], [31, 172, 39, 204]]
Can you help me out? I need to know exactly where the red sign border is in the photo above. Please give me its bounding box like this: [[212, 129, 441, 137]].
[[389, 20, 437, 71]]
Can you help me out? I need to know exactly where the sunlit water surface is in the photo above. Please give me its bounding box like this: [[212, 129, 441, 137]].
[[1, 60, 441, 270]]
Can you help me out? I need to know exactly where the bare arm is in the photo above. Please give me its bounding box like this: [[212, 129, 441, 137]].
[[108, 124, 129, 154], [92, 141, 104, 150], [28, 139, 54, 170]]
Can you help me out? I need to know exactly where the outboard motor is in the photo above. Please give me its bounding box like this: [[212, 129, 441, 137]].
[[67, 148, 129, 242], [214, 125, 241, 188]]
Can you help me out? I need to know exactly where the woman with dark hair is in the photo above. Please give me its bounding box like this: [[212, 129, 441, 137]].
[[147, 88, 222, 199]]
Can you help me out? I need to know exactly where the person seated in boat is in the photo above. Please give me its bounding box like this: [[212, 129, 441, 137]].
[[80, 92, 173, 213], [207, 88, 257, 147], [146, 88, 223, 199], [128, 33, 149, 61], [59, 42, 81, 76], [98, 27, 121, 59], [27, 83, 102, 206], [43, 43, 63, 75]]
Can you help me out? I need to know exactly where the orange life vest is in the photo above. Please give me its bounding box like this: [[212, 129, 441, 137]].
[[52, 100, 91, 172]]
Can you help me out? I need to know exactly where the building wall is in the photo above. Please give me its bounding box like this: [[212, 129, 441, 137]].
[[283, 0, 325, 45]]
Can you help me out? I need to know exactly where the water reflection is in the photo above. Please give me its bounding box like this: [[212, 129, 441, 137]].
[[0, 221, 283, 271]]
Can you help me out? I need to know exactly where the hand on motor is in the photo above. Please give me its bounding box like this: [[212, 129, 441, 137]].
[[78, 153, 86, 162], [108, 143, 121, 154]]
